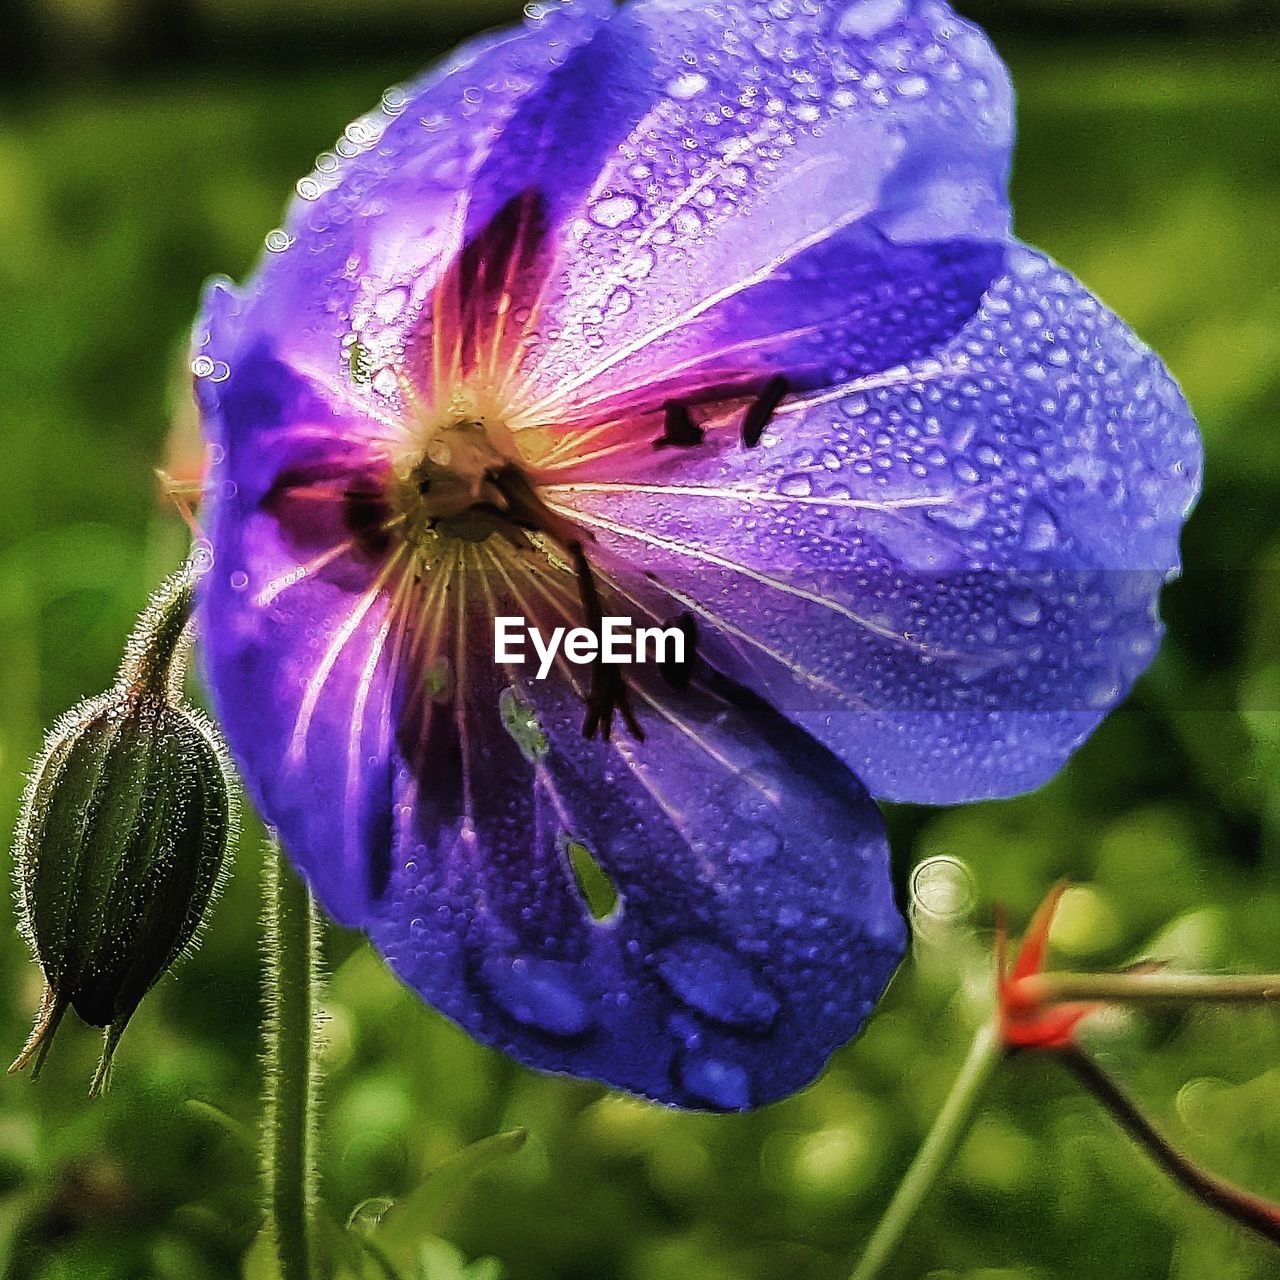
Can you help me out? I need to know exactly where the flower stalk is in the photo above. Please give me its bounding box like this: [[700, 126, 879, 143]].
[[853, 881, 1280, 1279], [1061, 1045, 1280, 1246], [263, 841, 323, 1280], [1022, 971, 1280, 1005], [849, 1020, 1002, 1280]]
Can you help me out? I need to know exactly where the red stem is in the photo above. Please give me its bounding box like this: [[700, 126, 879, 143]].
[[1060, 1045, 1280, 1248]]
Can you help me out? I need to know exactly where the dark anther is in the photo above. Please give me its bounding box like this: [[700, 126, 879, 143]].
[[741, 374, 791, 448], [659, 612, 699, 691], [653, 399, 705, 450], [569, 541, 645, 743]]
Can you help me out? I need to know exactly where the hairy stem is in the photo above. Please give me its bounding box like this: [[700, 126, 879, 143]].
[[850, 1020, 1003, 1280], [1061, 1045, 1280, 1248], [1024, 972, 1280, 1005], [263, 841, 322, 1280]]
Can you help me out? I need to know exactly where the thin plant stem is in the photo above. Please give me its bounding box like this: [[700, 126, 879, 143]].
[[1023, 972, 1280, 1005], [1061, 1045, 1280, 1248], [263, 841, 323, 1280], [850, 1020, 1003, 1280]]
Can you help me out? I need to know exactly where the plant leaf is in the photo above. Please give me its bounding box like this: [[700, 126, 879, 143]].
[[374, 1129, 528, 1250]]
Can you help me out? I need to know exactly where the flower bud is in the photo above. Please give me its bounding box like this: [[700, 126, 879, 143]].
[[10, 565, 235, 1095]]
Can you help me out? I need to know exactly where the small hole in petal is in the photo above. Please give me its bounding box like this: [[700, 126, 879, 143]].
[[564, 838, 619, 922]]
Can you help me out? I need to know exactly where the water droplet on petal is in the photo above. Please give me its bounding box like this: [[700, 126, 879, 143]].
[[480, 955, 594, 1037], [667, 71, 709, 100], [1022, 501, 1061, 552], [727, 824, 781, 866], [1009, 593, 1043, 627], [589, 195, 640, 229], [190, 539, 215, 573], [374, 287, 408, 323], [678, 1048, 752, 1110], [836, 0, 906, 40], [655, 939, 780, 1032], [1085, 677, 1121, 710]]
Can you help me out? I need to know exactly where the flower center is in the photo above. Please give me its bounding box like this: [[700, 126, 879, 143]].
[[387, 417, 645, 743], [399, 419, 517, 546]]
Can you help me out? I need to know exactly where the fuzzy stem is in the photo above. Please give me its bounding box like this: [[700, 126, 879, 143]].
[[1061, 1045, 1280, 1247], [263, 842, 322, 1280], [1022, 972, 1280, 1005], [850, 1020, 1003, 1280]]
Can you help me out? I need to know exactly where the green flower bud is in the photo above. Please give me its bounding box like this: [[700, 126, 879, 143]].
[[10, 565, 236, 1095]]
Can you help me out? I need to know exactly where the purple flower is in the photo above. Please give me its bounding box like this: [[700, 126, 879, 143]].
[[193, 0, 1200, 1109]]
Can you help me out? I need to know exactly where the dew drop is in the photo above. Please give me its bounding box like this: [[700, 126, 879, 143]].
[[605, 286, 633, 316], [727, 824, 781, 866], [1085, 677, 1121, 710], [623, 248, 656, 281], [190, 539, 215, 573], [1008, 593, 1043, 627], [910, 856, 975, 921], [678, 1049, 752, 1111], [589, 194, 640, 229], [1022, 501, 1061, 552], [779, 474, 813, 498], [480, 955, 595, 1038], [836, 0, 906, 39], [667, 71, 709, 100], [374, 287, 408, 322], [655, 939, 780, 1032]]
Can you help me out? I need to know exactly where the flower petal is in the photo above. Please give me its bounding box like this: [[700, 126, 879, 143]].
[[195, 325, 409, 921], [532, 231, 1007, 438], [195, 329, 905, 1105], [543, 246, 1202, 803], [200, 0, 1012, 435], [517, 0, 1013, 424], [200, 486, 904, 1105], [202, 0, 616, 401], [369, 548, 904, 1109]]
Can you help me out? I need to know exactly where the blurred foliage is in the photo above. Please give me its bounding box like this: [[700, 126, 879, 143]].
[[2, 1, 1280, 1278]]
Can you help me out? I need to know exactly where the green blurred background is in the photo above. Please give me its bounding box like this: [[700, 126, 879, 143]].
[[2, 0, 1279, 1276]]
